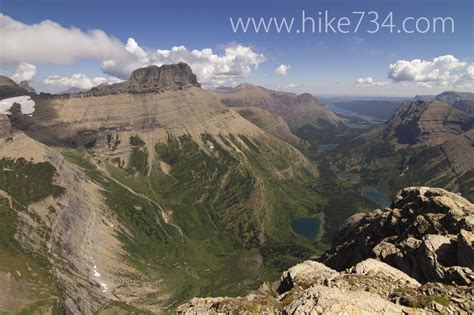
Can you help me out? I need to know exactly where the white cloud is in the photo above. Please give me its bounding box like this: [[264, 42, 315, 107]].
[[354, 77, 387, 87], [275, 64, 290, 76], [388, 55, 468, 86], [287, 83, 301, 88], [467, 64, 474, 79], [0, 13, 129, 69], [12, 62, 37, 82], [452, 63, 474, 89], [102, 41, 266, 86], [43, 74, 123, 90], [1, 14, 266, 87]]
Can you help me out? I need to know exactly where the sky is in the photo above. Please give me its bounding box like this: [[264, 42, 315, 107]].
[[1, 0, 473, 96]]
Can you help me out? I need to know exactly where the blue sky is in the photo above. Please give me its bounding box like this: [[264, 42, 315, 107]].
[[1, 0, 473, 96]]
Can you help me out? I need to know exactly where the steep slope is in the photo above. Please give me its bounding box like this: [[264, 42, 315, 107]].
[[212, 83, 344, 130], [233, 106, 303, 146], [0, 130, 130, 314], [1, 64, 331, 312], [178, 187, 474, 314], [333, 100, 474, 201], [435, 91, 474, 116]]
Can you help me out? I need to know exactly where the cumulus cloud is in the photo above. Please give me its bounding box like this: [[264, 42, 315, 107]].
[[388, 55, 468, 86], [275, 64, 290, 76], [0, 13, 129, 69], [43, 74, 123, 90], [354, 77, 387, 87], [12, 62, 37, 82], [1, 14, 266, 87], [287, 83, 301, 88], [102, 40, 266, 86]]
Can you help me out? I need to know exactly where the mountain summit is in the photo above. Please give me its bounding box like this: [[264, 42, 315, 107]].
[[90, 62, 200, 95]]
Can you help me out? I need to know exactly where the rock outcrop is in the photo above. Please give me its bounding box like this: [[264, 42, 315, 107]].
[[319, 187, 474, 285], [178, 187, 474, 314]]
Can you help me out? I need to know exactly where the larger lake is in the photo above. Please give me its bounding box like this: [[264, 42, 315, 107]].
[[291, 216, 322, 241]]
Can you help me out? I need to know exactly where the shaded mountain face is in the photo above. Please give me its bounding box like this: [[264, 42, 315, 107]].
[[0, 75, 29, 99], [435, 91, 474, 116], [212, 83, 344, 130], [1, 64, 332, 313], [381, 100, 473, 146], [333, 100, 474, 201]]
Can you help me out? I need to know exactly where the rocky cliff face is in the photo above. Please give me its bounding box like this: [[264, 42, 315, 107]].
[[178, 187, 474, 314]]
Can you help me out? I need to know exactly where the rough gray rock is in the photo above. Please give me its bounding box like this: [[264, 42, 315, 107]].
[[277, 260, 338, 294], [319, 187, 474, 285], [285, 284, 411, 315]]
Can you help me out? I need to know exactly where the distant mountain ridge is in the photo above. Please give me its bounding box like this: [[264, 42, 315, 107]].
[[333, 99, 474, 201], [435, 91, 474, 116], [212, 83, 344, 130]]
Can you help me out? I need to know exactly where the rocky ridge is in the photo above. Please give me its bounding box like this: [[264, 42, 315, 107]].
[[178, 187, 474, 314]]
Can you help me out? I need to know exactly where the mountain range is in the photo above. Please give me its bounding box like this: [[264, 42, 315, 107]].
[[0, 63, 360, 313], [0, 63, 472, 314], [331, 97, 474, 201]]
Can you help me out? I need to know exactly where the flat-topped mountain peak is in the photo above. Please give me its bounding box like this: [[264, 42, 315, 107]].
[[89, 62, 200, 95], [128, 63, 199, 88]]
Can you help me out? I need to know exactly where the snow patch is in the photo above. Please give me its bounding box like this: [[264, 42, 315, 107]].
[[0, 96, 35, 115], [93, 264, 101, 278], [99, 282, 109, 293]]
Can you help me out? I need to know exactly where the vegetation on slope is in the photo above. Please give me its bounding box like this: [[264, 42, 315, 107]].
[[0, 158, 65, 313], [61, 133, 328, 310]]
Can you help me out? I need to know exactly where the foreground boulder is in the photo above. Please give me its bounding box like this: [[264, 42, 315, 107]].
[[319, 187, 474, 285]]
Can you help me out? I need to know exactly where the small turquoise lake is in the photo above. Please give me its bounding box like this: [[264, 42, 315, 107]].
[[291, 216, 322, 241]]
